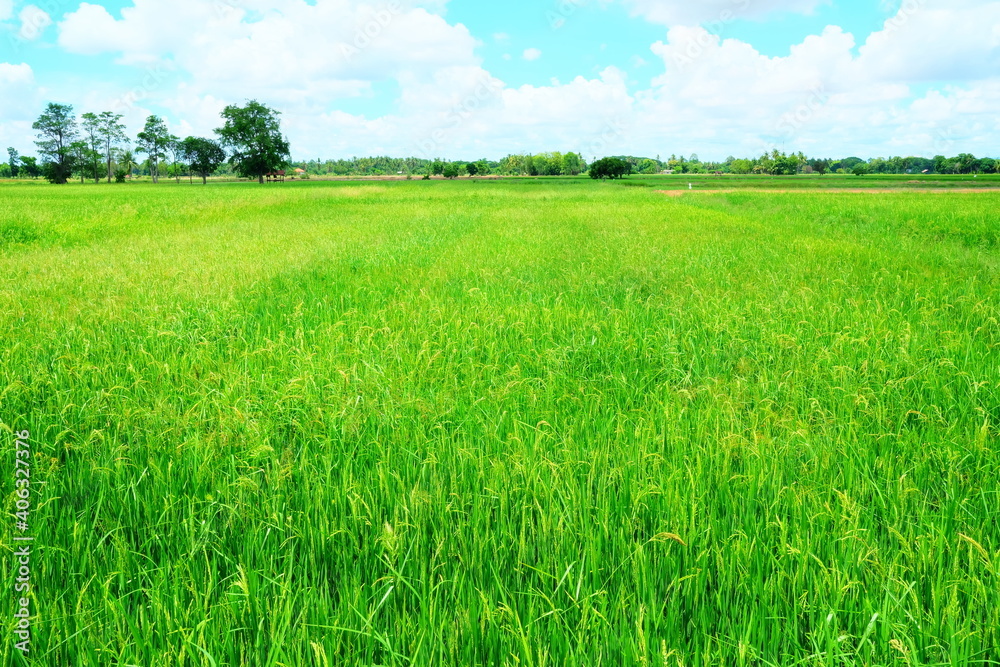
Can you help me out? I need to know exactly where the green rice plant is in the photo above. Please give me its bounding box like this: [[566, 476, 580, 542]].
[[0, 180, 997, 666]]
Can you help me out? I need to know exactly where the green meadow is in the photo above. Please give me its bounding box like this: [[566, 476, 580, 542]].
[[1, 180, 998, 666]]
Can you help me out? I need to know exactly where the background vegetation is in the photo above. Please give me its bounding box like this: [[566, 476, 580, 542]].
[[7, 101, 1000, 183]]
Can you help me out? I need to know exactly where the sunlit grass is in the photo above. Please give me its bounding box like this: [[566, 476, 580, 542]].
[[1, 180, 998, 666]]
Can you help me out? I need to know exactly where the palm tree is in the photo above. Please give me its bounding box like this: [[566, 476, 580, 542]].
[[120, 150, 138, 180]]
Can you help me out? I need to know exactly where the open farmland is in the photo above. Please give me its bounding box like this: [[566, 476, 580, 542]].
[[1, 180, 998, 666]]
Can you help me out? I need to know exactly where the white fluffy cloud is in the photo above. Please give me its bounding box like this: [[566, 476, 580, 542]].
[[859, 0, 1000, 83], [0, 62, 38, 110], [0, 0, 13, 22], [621, 0, 827, 26], [0, 63, 43, 151], [11, 0, 993, 160], [631, 0, 1000, 158], [522, 48, 542, 61], [58, 1, 478, 91]]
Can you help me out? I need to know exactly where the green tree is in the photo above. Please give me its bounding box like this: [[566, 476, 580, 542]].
[[119, 150, 138, 180], [69, 140, 96, 184], [955, 153, 979, 174], [809, 159, 830, 175], [80, 113, 104, 184], [33, 102, 78, 184], [180, 137, 226, 185], [20, 156, 40, 179], [589, 157, 631, 180], [215, 100, 291, 184], [443, 163, 460, 179], [136, 116, 172, 183], [562, 152, 583, 175], [6, 148, 18, 178], [729, 159, 751, 174], [430, 160, 445, 176], [638, 158, 659, 175], [497, 154, 526, 175], [852, 163, 870, 177], [771, 154, 799, 176], [165, 135, 182, 183], [95, 112, 128, 183], [465, 161, 479, 177]]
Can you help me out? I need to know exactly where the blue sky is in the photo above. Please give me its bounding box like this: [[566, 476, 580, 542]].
[[1, 0, 998, 161]]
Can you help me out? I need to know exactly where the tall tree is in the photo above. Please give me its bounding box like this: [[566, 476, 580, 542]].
[[6, 147, 18, 178], [95, 112, 128, 183], [165, 135, 182, 183], [33, 102, 78, 184], [180, 136, 226, 185], [69, 140, 93, 184], [135, 115, 171, 183], [562, 152, 583, 176], [80, 113, 104, 184], [215, 100, 291, 184], [20, 157, 40, 179]]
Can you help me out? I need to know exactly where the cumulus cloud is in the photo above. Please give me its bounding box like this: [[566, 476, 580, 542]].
[[0, 63, 38, 108], [621, 0, 827, 26], [859, 0, 1000, 83], [22, 0, 997, 160], [0, 63, 43, 152], [633, 0, 1000, 158]]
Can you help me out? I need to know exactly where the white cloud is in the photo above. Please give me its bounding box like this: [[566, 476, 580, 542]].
[[858, 0, 1000, 83], [18, 5, 53, 40], [631, 0, 1000, 158], [0, 63, 43, 153], [0, 0, 12, 22], [21, 0, 997, 161], [621, 0, 827, 26], [0, 62, 38, 107]]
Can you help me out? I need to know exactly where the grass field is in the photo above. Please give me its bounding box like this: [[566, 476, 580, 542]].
[[1, 179, 998, 666]]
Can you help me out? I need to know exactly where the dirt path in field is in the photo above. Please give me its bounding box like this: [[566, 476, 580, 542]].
[[657, 188, 999, 196]]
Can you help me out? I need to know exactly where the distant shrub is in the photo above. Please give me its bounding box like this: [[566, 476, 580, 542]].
[[114, 169, 128, 183]]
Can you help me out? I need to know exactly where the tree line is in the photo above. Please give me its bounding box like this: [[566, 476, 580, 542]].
[[9, 100, 291, 185], [287, 152, 588, 179], [659, 151, 1000, 176], [6, 102, 999, 182]]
